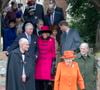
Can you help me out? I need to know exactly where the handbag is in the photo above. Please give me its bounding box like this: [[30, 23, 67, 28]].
[[51, 58, 56, 76]]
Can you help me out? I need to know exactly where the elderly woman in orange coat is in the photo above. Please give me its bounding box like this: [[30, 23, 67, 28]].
[[54, 51, 85, 90]]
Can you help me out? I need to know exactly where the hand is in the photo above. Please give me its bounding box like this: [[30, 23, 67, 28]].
[[22, 74, 26, 83], [3, 51, 9, 56]]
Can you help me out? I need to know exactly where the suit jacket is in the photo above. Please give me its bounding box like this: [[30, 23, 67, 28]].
[[7, 33, 38, 60], [24, 4, 44, 21], [44, 11, 64, 26], [55, 6, 64, 20], [54, 62, 85, 90], [60, 29, 81, 54]]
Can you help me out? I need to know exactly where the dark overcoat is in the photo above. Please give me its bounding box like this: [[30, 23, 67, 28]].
[[6, 48, 35, 90]]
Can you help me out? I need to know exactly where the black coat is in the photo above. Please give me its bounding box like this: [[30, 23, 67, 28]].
[[55, 6, 64, 20], [44, 11, 64, 26], [24, 4, 44, 21], [6, 48, 35, 90], [7, 33, 38, 60]]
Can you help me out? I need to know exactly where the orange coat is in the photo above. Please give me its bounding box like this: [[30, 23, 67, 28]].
[[54, 61, 85, 90]]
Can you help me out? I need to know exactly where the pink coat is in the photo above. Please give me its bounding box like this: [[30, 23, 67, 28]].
[[35, 37, 56, 80]]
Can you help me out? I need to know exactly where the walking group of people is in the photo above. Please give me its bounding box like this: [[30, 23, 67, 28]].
[[1, 0, 97, 90]]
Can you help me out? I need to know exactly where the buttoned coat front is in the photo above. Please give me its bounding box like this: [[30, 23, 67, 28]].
[[75, 53, 97, 90], [54, 61, 85, 90], [35, 37, 56, 80]]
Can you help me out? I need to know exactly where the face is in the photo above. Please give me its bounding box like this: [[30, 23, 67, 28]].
[[49, 0, 55, 8], [9, 22, 16, 28], [42, 33, 50, 39], [31, 0, 36, 5], [80, 47, 89, 55], [52, 30, 57, 36], [64, 58, 74, 64], [22, 42, 29, 52], [12, 3, 18, 10], [16, 18, 21, 23], [37, 21, 44, 29], [60, 25, 68, 32], [25, 24, 34, 35]]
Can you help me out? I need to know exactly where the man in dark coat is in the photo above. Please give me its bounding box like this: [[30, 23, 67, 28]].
[[23, 0, 44, 21], [7, 21, 38, 60], [48, 0, 64, 20], [59, 20, 81, 54], [6, 38, 35, 90]]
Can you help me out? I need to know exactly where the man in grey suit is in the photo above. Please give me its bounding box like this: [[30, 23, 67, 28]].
[[59, 20, 81, 54]]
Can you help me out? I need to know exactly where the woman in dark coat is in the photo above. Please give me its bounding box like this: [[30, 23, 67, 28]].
[[3, 19, 17, 51], [6, 38, 35, 90]]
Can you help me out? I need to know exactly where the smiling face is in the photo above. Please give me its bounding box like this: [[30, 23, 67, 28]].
[[25, 23, 34, 35], [80, 46, 89, 56], [22, 42, 29, 51], [42, 32, 50, 39], [19, 38, 30, 52], [64, 58, 74, 65], [80, 43, 89, 56]]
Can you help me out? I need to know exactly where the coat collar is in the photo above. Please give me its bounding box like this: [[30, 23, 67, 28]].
[[77, 53, 91, 59], [13, 48, 30, 58]]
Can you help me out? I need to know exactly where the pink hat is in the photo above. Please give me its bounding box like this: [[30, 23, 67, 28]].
[[39, 26, 52, 35]]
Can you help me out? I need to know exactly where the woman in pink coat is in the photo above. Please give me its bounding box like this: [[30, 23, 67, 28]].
[[35, 26, 56, 90]]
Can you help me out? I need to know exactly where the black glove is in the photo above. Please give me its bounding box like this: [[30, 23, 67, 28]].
[[51, 58, 56, 76]]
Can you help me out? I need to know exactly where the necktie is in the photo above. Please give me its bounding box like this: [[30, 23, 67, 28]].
[[28, 35, 31, 44], [50, 13, 54, 25], [22, 54, 26, 82]]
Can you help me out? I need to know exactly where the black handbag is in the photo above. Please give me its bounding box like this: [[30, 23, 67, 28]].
[[51, 58, 56, 76]]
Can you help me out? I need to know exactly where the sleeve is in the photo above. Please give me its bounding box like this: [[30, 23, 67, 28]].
[[3, 29, 9, 49], [93, 56, 97, 81], [51, 38, 56, 58], [23, 7, 29, 21], [41, 5, 44, 21], [77, 63, 85, 89], [54, 63, 61, 90], [74, 30, 81, 50], [6, 53, 16, 90], [7, 36, 19, 53], [34, 36, 38, 61]]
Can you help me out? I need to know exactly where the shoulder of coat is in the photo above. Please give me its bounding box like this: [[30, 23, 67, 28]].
[[49, 37, 55, 41]]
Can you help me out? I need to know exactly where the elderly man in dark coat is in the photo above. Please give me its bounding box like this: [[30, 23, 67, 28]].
[[6, 21, 38, 60], [6, 38, 35, 90], [59, 20, 81, 54], [75, 43, 97, 90]]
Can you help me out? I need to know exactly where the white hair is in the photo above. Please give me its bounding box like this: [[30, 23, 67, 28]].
[[25, 23, 33, 31], [19, 38, 29, 45], [80, 42, 89, 49]]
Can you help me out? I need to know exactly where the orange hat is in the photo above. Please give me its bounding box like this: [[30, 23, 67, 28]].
[[61, 51, 76, 59]]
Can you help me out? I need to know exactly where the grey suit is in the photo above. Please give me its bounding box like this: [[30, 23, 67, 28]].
[[60, 29, 81, 54]]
